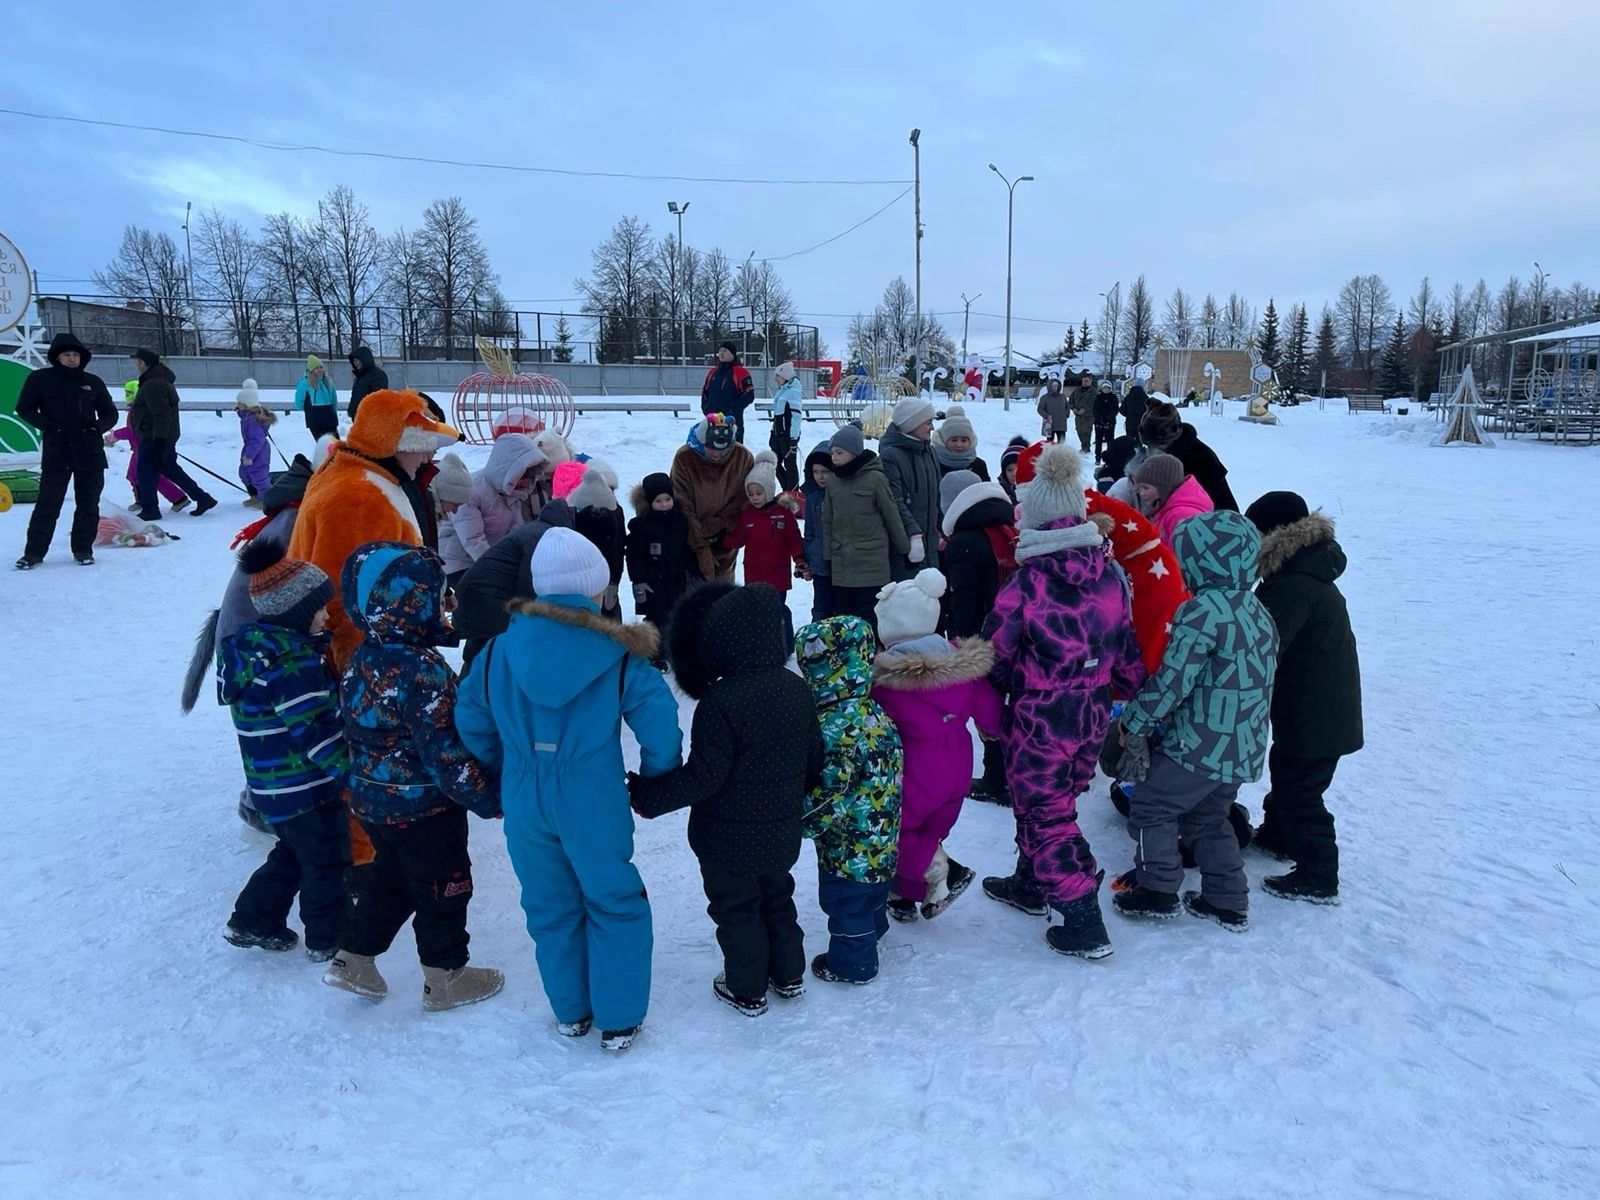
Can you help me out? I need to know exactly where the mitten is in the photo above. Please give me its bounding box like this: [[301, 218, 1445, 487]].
[[632, 583, 651, 606], [908, 534, 926, 565]]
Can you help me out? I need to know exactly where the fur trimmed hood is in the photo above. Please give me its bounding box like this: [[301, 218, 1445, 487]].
[[1257, 512, 1337, 580], [508, 597, 660, 659], [568, 459, 619, 511], [872, 638, 994, 691], [770, 493, 800, 514]]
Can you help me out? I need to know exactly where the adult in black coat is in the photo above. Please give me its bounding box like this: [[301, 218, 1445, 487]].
[[1092, 385, 1120, 462], [1247, 492, 1364, 901], [345, 346, 389, 420], [14, 334, 119, 567], [128, 349, 216, 522], [1119, 384, 1149, 439], [632, 583, 825, 1002], [452, 499, 574, 665], [1139, 401, 1239, 511], [700, 341, 756, 445]]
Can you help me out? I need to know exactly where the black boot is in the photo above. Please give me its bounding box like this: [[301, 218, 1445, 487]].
[[1045, 891, 1113, 959], [982, 871, 1047, 917], [713, 973, 769, 1017], [1263, 869, 1340, 905], [1183, 891, 1249, 931], [190, 494, 218, 517], [1112, 883, 1181, 920], [224, 922, 298, 951], [887, 897, 921, 923]]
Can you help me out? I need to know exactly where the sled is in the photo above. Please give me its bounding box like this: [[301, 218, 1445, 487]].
[[0, 468, 41, 506]]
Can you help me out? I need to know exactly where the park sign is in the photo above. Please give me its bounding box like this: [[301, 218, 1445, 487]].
[[0, 231, 30, 334]]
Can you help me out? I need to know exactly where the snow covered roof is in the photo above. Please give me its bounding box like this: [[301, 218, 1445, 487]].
[[1511, 320, 1600, 344]]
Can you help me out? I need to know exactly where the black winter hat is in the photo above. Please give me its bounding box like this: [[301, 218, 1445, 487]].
[[1245, 490, 1311, 535], [642, 472, 673, 504], [133, 347, 161, 369], [46, 333, 91, 366], [718, 340, 740, 359], [1139, 400, 1182, 448]]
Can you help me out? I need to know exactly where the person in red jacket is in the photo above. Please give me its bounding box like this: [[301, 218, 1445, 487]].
[[701, 341, 756, 445], [725, 449, 804, 650]]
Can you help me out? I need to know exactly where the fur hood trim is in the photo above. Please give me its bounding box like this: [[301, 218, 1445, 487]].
[[508, 598, 660, 658], [774, 493, 800, 514], [871, 638, 995, 690], [1257, 512, 1335, 579], [629, 483, 648, 514]]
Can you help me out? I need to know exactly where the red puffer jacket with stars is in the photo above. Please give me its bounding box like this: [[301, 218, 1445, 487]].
[[1086, 491, 1190, 682]]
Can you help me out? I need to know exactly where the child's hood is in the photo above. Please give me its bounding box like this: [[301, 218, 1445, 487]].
[[873, 636, 994, 691], [341, 541, 452, 648], [568, 458, 619, 512], [217, 623, 324, 704], [796, 616, 876, 706], [501, 597, 659, 707], [1171, 509, 1260, 593], [238, 404, 277, 428], [482, 433, 546, 496]]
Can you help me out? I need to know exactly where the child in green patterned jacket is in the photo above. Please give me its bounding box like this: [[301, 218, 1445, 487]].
[[795, 616, 905, 984]]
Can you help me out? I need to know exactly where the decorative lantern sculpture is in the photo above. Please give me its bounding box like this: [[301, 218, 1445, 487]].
[[829, 370, 915, 436], [453, 337, 576, 445]]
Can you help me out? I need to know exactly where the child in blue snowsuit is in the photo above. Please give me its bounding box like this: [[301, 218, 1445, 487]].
[[455, 528, 682, 1052]]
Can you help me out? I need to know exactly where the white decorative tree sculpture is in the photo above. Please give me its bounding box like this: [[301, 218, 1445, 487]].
[[1434, 364, 1495, 448]]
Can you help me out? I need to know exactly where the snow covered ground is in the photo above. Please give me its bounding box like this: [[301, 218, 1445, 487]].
[[4, 398, 1597, 1199]]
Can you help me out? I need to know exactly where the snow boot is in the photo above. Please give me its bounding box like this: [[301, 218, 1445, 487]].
[[305, 945, 337, 964], [921, 859, 976, 920], [1109, 868, 1138, 895], [189, 494, 218, 517], [1045, 892, 1114, 960], [323, 951, 388, 999], [224, 922, 297, 952], [14, 555, 40, 571], [713, 973, 768, 1017], [558, 1017, 594, 1038], [242, 496, 264, 511], [769, 976, 806, 1000], [600, 1025, 641, 1053], [171, 496, 192, 513], [1263, 869, 1340, 905], [74, 553, 94, 566], [887, 896, 921, 923], [810, 953, 874, 986], [1112, 883, 1181, 920], [136, 508, 162, 522], [1183, 891, 1249, 932], [967, 778, 1011, 807], [422, 964, 505, 1011], [982, 871, 1048, 918]]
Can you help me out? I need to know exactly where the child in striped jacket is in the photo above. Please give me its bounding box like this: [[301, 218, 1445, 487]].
[[218, 540, 350, 960]]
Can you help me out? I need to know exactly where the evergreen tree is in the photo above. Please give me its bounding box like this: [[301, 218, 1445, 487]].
[[1257, 298, 1280, 367], [552, 313, 575, 363], [1377, 312, 1411, 398], [1281, 303, 1310, 392], [1062, 326, 1078, 356], [1312, 306, 1340, 390], [1079, 319, 1092, 352]]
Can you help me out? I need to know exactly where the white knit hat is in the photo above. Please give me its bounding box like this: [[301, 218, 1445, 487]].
[[875, 568, 947, 647], [893, 395, 936, 432], [531, 527, 610, 599], [532, 429, 573, 466], [746, 449, 779, 501], [774, 361, 796, 384], [937, 404, 975, 445], [1019, 444, 1088, 530], [432, 452, 473, 505], [235, 378, 260, 406]]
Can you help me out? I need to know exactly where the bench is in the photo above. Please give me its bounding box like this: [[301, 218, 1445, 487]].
[[1346, 396, 1390, 414]]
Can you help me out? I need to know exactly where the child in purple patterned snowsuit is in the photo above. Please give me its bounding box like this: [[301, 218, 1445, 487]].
[[980, 444, 1144, 959]]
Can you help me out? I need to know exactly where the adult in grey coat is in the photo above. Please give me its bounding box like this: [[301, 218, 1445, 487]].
[[1036, 378, 1070, 445], [877, 396, 941, 578]]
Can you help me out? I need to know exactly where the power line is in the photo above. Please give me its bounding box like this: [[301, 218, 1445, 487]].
[[753, 188, 912, 263], [0, 107, 912, 188]]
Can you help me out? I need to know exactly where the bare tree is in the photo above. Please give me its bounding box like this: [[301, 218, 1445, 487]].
[[846, 277, 954, 377], [193, 207, 263, 354], [313, 185, 382, 353], [95, 226, 189, 352], [1096, 282, 1122, 378], [1162, 286, 1195, 345], [383, 227, 427, 357], [693, 248, 735, 345], [258, 212, 320, 353], [1336, 273, 1394, 383], [1121, 275, 1155, 365], [576, 215, 658, 360], [1198, 293, 1221, 348], [414, 197, 495, 358], [1223, 292, 1255, 348], [1408, 276, 1435, 334]]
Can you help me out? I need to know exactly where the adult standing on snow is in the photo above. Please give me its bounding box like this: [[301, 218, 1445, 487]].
[[129, 349, 217, 522], [671, 413, 754, 583], [769, 360, 802, 491], [1067, 371, 1096, 453], [1139, 400, 1239, 511], [1120, 382, 1150, 439], [700, 341, 755, 445], [13, 333, 119, 569], [877, 395, 942, 577], [295, 355, 339, 440], [1036, 378, 1069, 444], [345, 346, 389, 421]]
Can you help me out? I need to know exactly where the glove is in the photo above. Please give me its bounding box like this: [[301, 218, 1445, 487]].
[[1118, 728, 1152, 784], [632, 583, 651, 606], [908, 534, 926, 565], [603, 584, 619, 612]]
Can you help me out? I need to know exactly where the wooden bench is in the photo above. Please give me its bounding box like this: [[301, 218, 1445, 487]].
[[1346, 396, 1390, 414]]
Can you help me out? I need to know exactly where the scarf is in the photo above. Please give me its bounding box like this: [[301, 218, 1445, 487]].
[[1015, 521, 1104, 563], [932, 442, 977, 472]]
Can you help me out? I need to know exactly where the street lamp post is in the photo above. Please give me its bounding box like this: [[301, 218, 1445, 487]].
[[667, 201, 690, 364], [909, 128, 923, 394], [988, 163, 1033, 412], [182, 200, 199, 357], [959, 291, 981, 362]]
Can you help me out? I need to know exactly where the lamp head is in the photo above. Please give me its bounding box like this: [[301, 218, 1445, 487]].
[[909, 128, 921, 146]]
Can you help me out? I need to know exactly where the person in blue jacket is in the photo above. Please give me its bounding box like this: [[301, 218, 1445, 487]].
[[294, 355, 339, 440], [455, 527, 682, 1054]]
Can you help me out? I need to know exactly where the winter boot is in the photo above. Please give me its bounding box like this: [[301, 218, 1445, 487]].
[[887, 897, 921, 923], [14, 555, 40, 571], [1045, 892, 1114, 959], [713, 973, 768, 1017], [1263, 869, 1340, 905], [558, 1017, 594, 1038], [982, 871, 1048, 918], [422, 964, 505, 1011], [769, 977, 806, 1000], [305, 945, 337, 964], [74, 553, 94, 566], [224, 922, 297, 952], [1109, 868, 1138, 895], [600, 1025, 641, 1053], [171, 496, 192, 513], [1228, 803, 1255, 851], [136, 509, 163, 522], [1112, 883, 1181, 920], [967, 777, 1011, 807], [810, 953, 874, 985], [242, 496, 264, 511], [1183, 891, 1249, 931], [922, 858, 976, 920], [323, 951, 389, 999], [189, 494, 218, 517]]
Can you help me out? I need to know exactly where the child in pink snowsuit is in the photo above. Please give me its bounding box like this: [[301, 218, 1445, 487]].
[[109, 379, 186, 508], [980, 445, 1144, 960], [235, 380, 274, 500], [871, 568, 1002, 921]]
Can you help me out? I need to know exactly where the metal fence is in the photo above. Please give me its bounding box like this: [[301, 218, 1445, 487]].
[[34, 294, 821, 368]]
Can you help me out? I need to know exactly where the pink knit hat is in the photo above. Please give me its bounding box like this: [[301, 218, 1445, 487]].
[[550, 459, 588, 500]]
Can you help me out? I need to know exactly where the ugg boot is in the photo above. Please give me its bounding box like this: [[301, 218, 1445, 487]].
[[323, 951, 388, 999], [421, 964, 505, 1012]]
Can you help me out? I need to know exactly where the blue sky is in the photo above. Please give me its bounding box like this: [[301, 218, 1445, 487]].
[[6, 0, 1598, 356]]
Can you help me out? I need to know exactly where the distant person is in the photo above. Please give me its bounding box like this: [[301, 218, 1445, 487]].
[[14, 333, 120, 569], [235, 378, 276, 509], [769, 360, 802, 490], [345, 346, 389, 420], [128, 348, 217, 522], [296, 355, 339, 440], [1068, 371, 1095, 453], [1092, 382, 1119, 462], [1036, 378, 1069, 445], [700, 341, 755, 444], [108, 378, 188, 514], [1120, 383, 1150, 438]]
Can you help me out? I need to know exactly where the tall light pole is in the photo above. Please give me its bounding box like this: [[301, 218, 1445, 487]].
[[182, 200, 198, 356], [667, 201, 690, 363], [909, 128, 923, 392], [960, 291, 981, 361], [1533, 259, 1550, 323], [989, 163, 1033, 412]]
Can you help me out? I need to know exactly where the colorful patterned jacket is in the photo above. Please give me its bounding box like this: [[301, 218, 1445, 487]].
[[1122, 510, 1279, 784], [795, 617, 904, 884], [217, 623, 348, 823], [340, 542, 501, 824]]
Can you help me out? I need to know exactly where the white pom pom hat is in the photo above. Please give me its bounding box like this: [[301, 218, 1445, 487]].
[[874, 568, 948, 647]]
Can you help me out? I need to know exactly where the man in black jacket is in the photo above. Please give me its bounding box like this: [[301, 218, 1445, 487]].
[[1246, 491, 1363, 904], [15, 334, 119, 568], [452, 498, 575, 666], [346, 346, 389, 421], [129, 349, 216, 521], [1139, 400, 1239, 511]]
